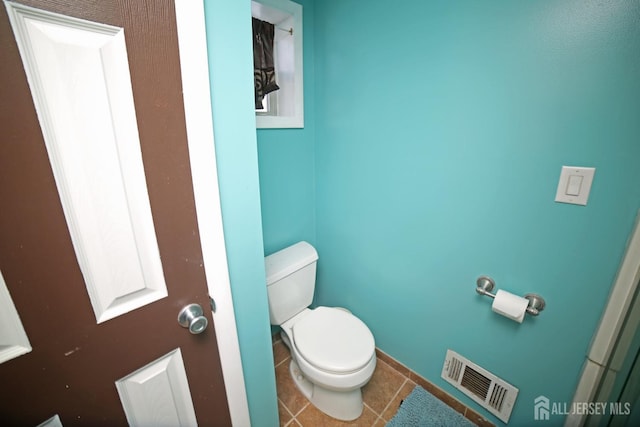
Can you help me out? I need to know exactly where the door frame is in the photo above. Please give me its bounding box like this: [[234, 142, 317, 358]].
[[565, 211, 640, 427], [174, 0, 250, 424]]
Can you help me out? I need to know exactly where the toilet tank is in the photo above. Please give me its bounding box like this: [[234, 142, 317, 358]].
[[265, 241, 318, 325]]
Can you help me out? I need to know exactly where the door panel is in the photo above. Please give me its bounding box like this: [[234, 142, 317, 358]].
[[6, 2, 168, 324], [0, 0, 232, 425], [116, 348, 197, 426], [38, 415, 63, 427], [0, 269, 31, 364]]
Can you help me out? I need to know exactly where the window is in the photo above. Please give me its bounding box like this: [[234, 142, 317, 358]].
[[251, 0, 303, 128]]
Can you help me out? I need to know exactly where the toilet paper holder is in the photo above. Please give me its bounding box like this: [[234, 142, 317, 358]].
[[475, 275, 546, 316]]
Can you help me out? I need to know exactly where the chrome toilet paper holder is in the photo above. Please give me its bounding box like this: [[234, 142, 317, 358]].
[[475, 275, 546, 316]]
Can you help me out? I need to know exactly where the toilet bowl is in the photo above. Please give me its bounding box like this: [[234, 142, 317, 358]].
[[280, 307, 376, 420], [265, 242, 376, 421]]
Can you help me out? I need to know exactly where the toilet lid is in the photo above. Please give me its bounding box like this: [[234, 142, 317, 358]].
[[292, 307, 375, 374]]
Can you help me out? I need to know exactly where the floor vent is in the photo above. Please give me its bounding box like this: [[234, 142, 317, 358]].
[[441, 349, 518, 423]]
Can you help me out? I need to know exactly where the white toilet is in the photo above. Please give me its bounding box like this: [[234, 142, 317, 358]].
[[265, 241, 376, 421]]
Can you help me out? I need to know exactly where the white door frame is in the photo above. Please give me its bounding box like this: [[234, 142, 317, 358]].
[[565, 211, 640, 427], [175, 1, 250, 425]]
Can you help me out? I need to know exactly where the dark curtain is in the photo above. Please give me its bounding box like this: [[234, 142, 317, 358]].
[[253, 18, 280, 109]]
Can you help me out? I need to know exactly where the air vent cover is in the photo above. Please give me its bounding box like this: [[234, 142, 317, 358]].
[[441, 350, 518, 423]]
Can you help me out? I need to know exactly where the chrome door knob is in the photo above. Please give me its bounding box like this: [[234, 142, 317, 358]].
[[178, 303, 208, 334]]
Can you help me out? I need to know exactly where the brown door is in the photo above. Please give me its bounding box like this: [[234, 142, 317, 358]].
[[0, 0, 231, 425]]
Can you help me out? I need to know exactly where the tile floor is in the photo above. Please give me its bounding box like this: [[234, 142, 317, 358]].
[[272, 336, 494, 427]]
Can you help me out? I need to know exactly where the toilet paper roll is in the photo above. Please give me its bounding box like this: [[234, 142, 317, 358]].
[[491, 290, 529, 323]]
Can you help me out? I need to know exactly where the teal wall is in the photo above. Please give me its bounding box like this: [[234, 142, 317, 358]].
[[312, 0, 640, 426], [204, 1, 278, 425], [257, 0, 317, 255], [254, 0, 640, 425]]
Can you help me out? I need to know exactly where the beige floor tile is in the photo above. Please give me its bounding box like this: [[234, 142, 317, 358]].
[[273, 339, 291, 366], [375, 349, 411, 378], [362, 359, 406, 415], [296, 403, 379, 427], [275, 360, 310, 416], [278, 399, 294, 427], [380, 380, 416, 422]]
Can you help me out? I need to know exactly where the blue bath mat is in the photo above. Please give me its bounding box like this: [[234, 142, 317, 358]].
[[386, 385, 476, 427]]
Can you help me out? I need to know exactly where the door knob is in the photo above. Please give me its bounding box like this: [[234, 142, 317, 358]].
[[178, 303, 208, 334]]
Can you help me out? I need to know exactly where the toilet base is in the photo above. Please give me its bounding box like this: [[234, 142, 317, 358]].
[[289, 359, 364, 421]]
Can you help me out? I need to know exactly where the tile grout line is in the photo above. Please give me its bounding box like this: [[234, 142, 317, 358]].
[[363, 402, 378, 417], [373, 358, 409, 418], [377, 377, 410, 423], [278, 397, 296, 425], [275, 355, 290, 369], [291, 401, 310, 418]]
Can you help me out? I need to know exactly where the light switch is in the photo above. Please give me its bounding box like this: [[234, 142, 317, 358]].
[[555, 166, 595, 206], [566, 175, 583, 196]]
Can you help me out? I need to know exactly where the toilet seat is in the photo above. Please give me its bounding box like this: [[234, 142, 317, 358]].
[[292, 307, 375, 374]]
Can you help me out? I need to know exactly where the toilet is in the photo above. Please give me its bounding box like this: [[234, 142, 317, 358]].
[[265, 241, 376, 421]]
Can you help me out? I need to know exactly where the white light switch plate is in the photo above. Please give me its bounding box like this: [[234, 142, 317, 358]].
[[555, 166, 595, 206]]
